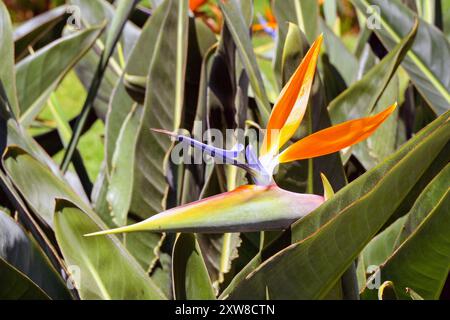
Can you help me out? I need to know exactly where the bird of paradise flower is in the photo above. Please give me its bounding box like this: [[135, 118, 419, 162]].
[[86, 34, 396, 236], [189, 0, 222, 34], [252, 7, 277, 39]]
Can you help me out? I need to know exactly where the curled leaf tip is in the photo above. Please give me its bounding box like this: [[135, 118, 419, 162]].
[[320, 173, 335, 201]]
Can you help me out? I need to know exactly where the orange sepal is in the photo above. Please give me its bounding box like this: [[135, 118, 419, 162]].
[[278, 103, 397, 163], [260, 34, 323, 157], [265, 7, 276, 24]]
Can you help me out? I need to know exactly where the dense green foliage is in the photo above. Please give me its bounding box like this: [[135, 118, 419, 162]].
[[0, 0, 449, 300]]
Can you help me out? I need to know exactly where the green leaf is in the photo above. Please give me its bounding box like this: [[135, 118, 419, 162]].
[[361, 215, 408, 269], [444, 0, 450, 39], [362, 164, 450, 299], [129, 0, 188, 218], [16, 26, 103, 125], [172, 233, 216, 300], [123, 217, 164, 272], [0, 210, 72, 299], [328, 19, 417, 125], [323, 0, 339, 32], [103, 0, 177, 220], [352, 75, 399, 169], [0, 90, 62, 194], [352, 0, 450, 115], [218, 0, 271, 124], [98, 1, 178, 272], [61, 0, 139, 172], [273, 0, 319, 44], [151, 252, 172, 299], [280, 23, 308, 86], [13, 5, 67, 61], [197, 232, 242, 290], [415, 0, 436, 25], [70, 0, 140, 118], [71, 0, 140, 61], [72, 46, 119, 120], [0, 258, 49, 300], [54, 199, 166, 300], [0, 1, 19, 116], [227, 111, 450, 299], [320, 19, 359, 86], [101, 0, 140, 67], [107, 106, 139, 226], [2, 146, 91, 227]]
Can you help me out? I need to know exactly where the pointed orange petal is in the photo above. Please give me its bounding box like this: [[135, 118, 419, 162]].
[[252, 24, 266, 32], [190, 0, 207, 11], [260, 34, 323, 157], [265, 7, 276, 24], [278, 103, 397, 163]]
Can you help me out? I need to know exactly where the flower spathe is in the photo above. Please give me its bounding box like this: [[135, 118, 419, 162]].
[[85, 34, 396, 236]]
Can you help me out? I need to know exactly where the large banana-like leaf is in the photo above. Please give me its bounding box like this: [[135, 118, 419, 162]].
[[104, 0, 175, 224], [273, 0, 319, 44], [2, 146, 166, 299], [69, 0, 140, 119], [320, 19, 359, 86], [16, 26, 103, 125], [97, 1, 185, 273], [2, 146, 91, 227], [0, 79, 68, 181], [61, 0, 139, 172], [218, 0, 271, 124], [0, 169, 72, 289], [122, 216, 165, 272], [129, 0, 188, 218], [272, 0, 320, 90], [74, 47, 119, 120], [0, 210, 71, 299], [182, 35, 241, 287], [328, 20, 416, 164], [279, 23, 308, 87], [352, 75, 399, 169], [13, 5, 67, 61], [172, 233, 216, 300], [0, 258, 49, 300], [71, 0, 140, 60], [227, 111, 450, 299], [107, 107, 139, 226], [444, 1, 450, 39], [328, 19, 417, 124], [0, 1, 19, 116], [54, 199, 166, 300], [352, 0, 450, 115], [361, 164, 450, 299], [357, 215, 407, 290]]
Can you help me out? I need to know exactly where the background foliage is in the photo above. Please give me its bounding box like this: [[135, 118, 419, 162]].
[[0, 0, 449, 300]]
